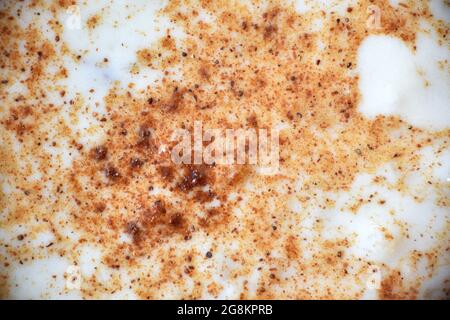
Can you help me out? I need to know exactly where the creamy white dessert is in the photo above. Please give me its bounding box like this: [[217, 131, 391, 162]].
[[0, 0, 449, 299]]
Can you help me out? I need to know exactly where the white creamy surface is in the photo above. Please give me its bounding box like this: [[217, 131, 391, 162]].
[[0, 0, 449, 299], [357, 31, 450, 130]]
